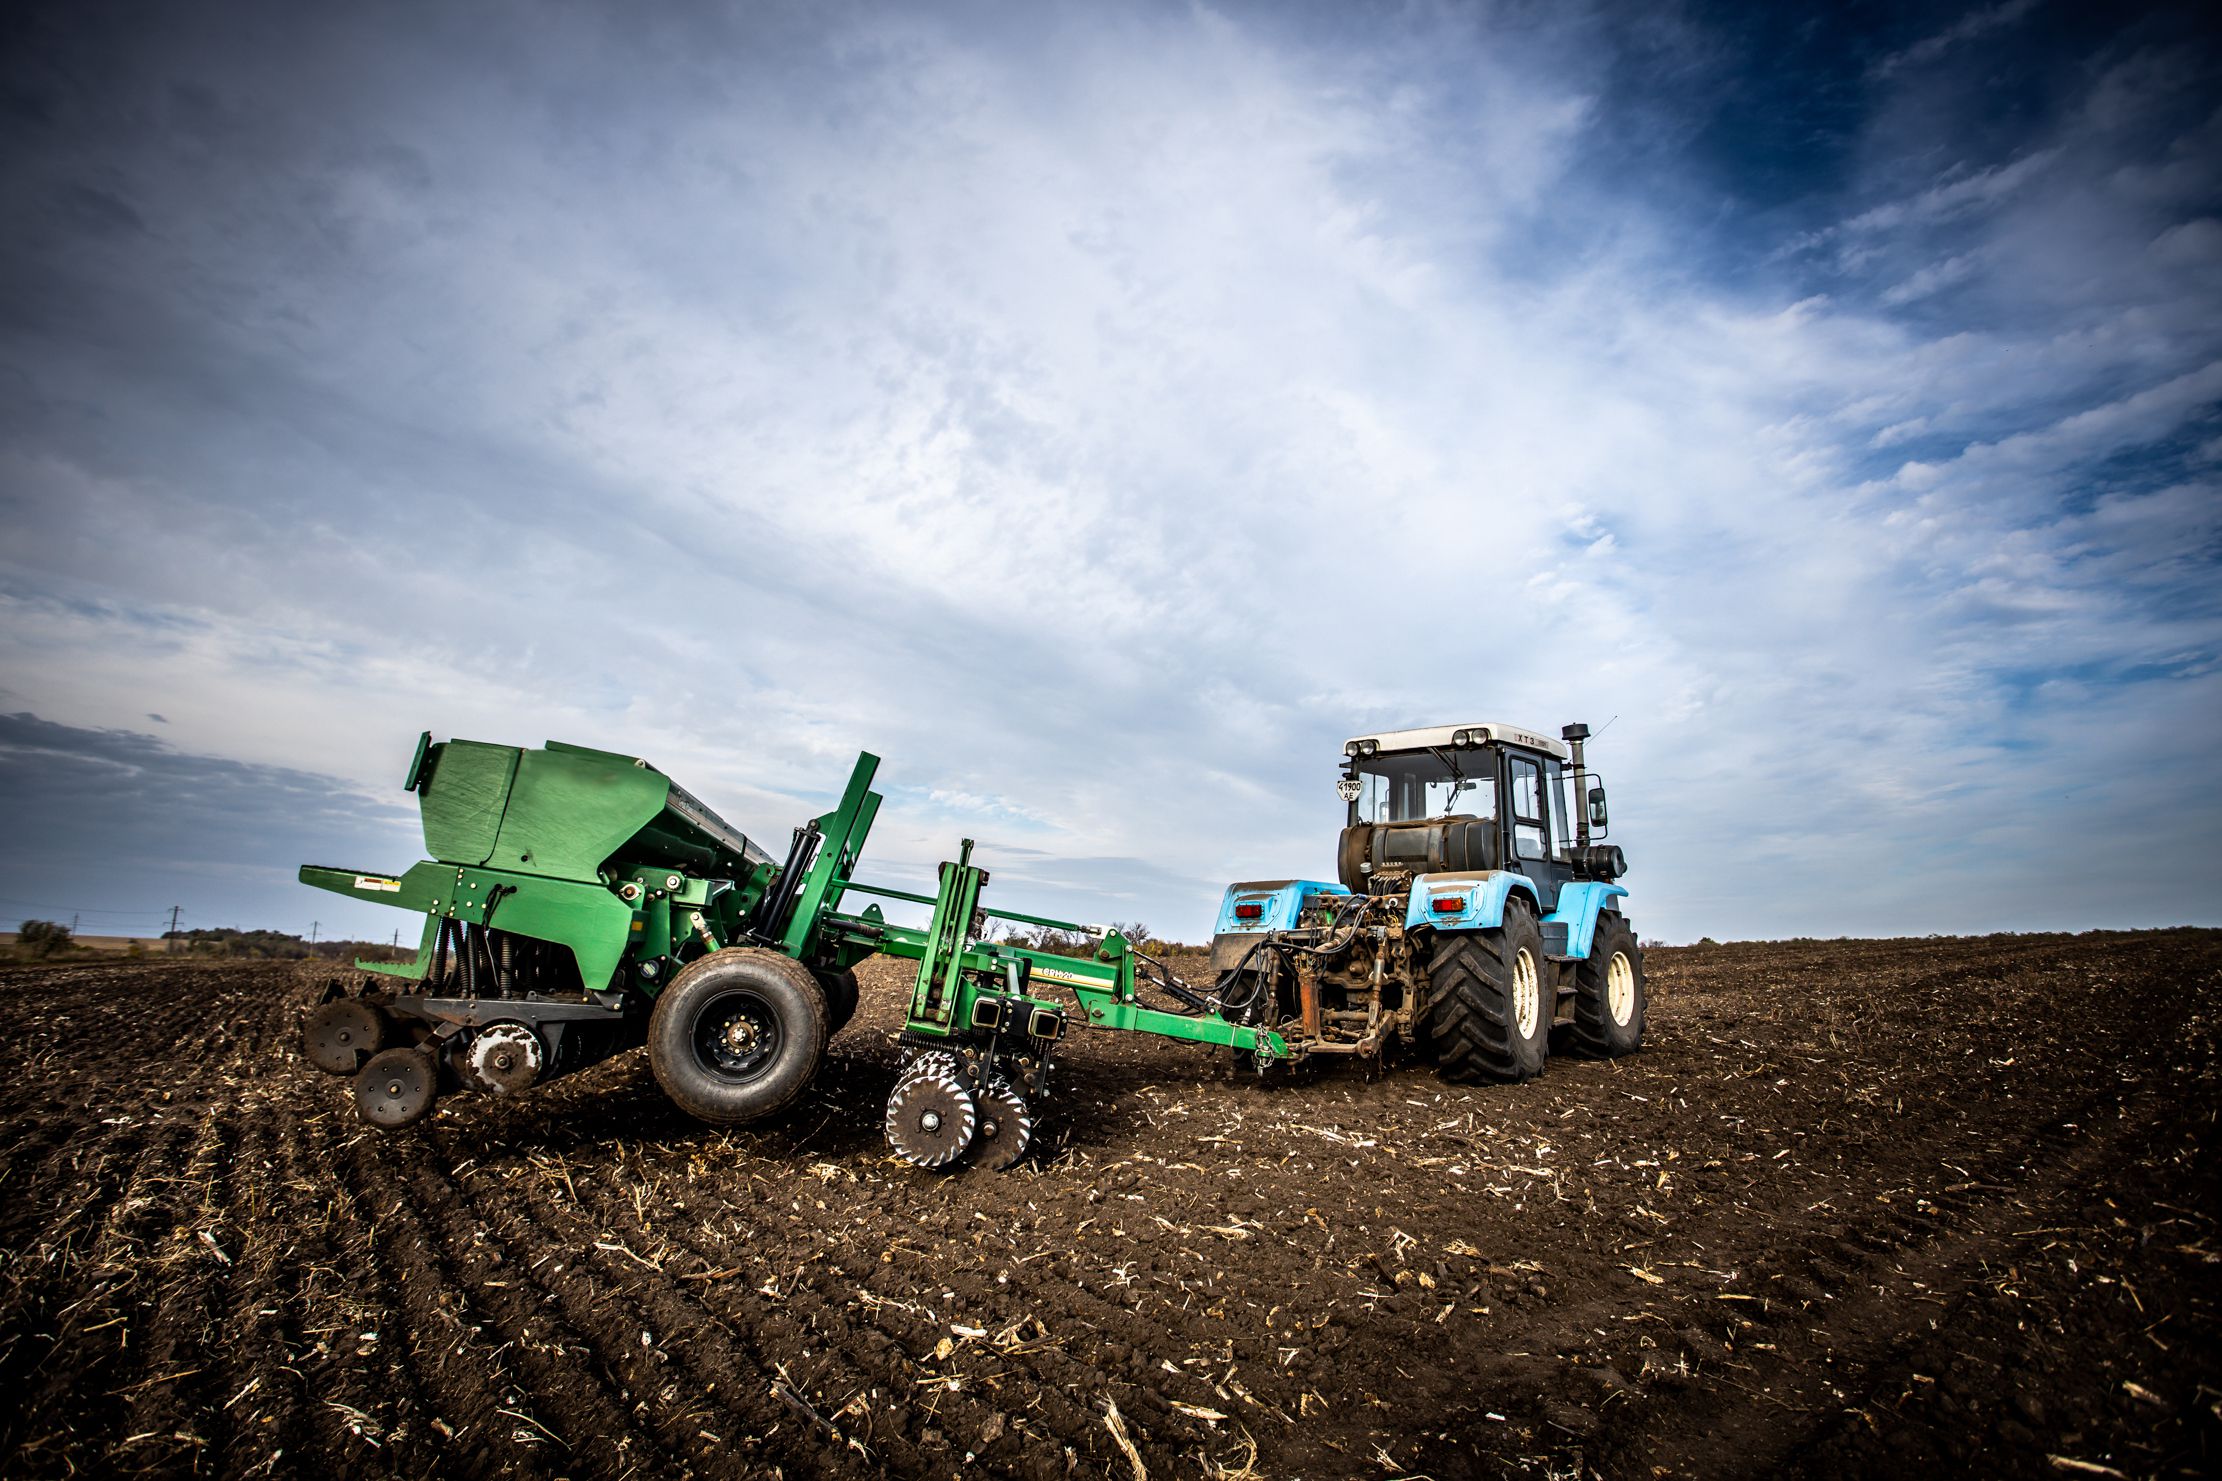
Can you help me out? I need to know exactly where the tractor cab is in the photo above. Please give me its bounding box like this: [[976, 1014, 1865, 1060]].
[[1335, 722, 1620, 910]]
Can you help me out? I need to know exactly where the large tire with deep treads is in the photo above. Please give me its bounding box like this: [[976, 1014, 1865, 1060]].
[[648, 948, 829, 1125], [1424, 900, 1550, 1084], [1567, 911, 1645, 1057]]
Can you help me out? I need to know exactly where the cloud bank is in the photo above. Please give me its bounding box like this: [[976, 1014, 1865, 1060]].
[[0, 0, 2216, 943]]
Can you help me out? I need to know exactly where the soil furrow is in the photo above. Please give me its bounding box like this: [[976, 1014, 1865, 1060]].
[[320, 1122, 570, 1479], [2, 937, 2216, 1479], [446, 1134, 812, 1479]]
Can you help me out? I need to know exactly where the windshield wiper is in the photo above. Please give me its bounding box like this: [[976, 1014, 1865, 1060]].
[[1427, 747, 1468, 817]]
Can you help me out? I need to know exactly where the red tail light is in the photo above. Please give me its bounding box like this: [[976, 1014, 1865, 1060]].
[[1431, 895, 1467, 913], [1234, 902, 1264, 920]]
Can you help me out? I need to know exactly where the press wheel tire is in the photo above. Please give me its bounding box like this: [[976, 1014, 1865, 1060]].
[[814, 966, 861, 1036], [1425, 901, 1550, 1084], [649, 948, 830, 1125], [304, 998, 385, 1075], [354, 1047, 438, 1129], [1569, 912, 1645, 1057]]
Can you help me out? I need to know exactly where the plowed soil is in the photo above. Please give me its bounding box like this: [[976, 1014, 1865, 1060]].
[[2, 930, 2216, 1479]]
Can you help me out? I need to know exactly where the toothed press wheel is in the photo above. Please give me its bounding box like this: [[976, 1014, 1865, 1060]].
[[898, 1049, 961, 1087], [304, 999, 385, 1075], [885, 1068, 977, 1169], [962, 1076, 1034, 1171], [354, 1047, 438, 1129]]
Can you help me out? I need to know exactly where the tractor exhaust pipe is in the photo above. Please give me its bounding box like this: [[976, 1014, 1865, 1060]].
[[1563, 721, 1625, 880], [1562, 722, 1591, 847]]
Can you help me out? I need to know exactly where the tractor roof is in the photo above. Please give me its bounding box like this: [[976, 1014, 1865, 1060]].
[[1342, 722, 1570, 761]]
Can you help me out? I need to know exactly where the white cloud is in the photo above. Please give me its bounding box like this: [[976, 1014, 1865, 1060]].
[[0, 1, 2217, 944], [1870, 0, 2040, 79], [1835, 149, 2060, 240], [1880, 250, 1981, 305]]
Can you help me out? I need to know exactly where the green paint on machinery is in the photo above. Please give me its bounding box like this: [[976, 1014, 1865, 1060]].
[[300, 731, 1285, 1167]]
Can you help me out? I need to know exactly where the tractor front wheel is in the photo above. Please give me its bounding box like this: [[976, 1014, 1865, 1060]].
[[1425, 902, 1550, 1084], [649, 948, 829, 1125], [1568, 912, 1645, 1057]]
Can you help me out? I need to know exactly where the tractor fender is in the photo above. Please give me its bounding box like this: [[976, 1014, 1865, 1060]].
[[1546, 881, 1630, 961], [1404, 871, 1544, 933], [1208, 879, 1351, 977]]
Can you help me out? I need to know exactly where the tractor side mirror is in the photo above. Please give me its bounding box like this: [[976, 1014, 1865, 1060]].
[[1587, 786, 1609, 829]]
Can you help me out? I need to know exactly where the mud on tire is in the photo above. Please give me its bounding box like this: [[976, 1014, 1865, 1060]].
[[648, 947, 830, 1125], [1425, 900, 1550, 1083], [1568, 910, 1645, 1057]]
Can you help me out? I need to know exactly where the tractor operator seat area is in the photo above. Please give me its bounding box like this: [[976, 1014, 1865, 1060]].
[[1349, 749, 1498, 826]]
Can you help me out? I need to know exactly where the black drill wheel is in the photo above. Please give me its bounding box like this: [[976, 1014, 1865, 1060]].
[[648, 948, 830, 1125], [884, 1066, 978, 1170], [962, 1076, 1034, 1171], [304, 999, 385, 1075], [354, 1047, 438, 1129]]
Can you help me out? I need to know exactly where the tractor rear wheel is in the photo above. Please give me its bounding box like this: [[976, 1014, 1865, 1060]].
[[648, 948, 829, 1125], [1568, 912, 1645, 1057], [814, 966, 861, 1035], [1425, 901, 1550, 1084]]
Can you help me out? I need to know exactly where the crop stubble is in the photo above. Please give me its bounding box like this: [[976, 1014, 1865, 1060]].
[[0, 930, 2215, 1478]]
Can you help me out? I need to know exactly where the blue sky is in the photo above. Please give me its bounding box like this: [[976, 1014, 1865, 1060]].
[[2, 0, 2216, 945]]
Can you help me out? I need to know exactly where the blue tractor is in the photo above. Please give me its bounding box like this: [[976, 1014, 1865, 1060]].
[[1206, 721, 1643, 1083]]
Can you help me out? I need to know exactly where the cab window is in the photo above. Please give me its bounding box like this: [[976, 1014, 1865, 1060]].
[[1351, 751, 1496, 825], [1510, 755, 1547, 861], [1545, 759, 1572, 860]]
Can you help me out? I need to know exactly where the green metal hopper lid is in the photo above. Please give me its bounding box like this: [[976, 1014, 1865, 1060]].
[[411, 734, 771, 882]]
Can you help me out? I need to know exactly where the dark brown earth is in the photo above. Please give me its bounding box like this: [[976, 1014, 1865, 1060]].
[[2, 930, 2216, 1479]]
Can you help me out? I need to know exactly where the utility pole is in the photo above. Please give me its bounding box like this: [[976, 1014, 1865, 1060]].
[[166, 905, 182, 953], [311, 920, 319, 944]]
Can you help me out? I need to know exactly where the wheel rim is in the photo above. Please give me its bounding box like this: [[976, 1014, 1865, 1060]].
[[1607, 951, 1635, 1026], [1512, 948, 1540, 1037], [693, 989, 781, 1081]]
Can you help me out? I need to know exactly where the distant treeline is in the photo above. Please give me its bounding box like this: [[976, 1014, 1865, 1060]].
[[8, 920, 409, 963], [163, 927, 410, 961], [992, 920, 1193, 955]]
